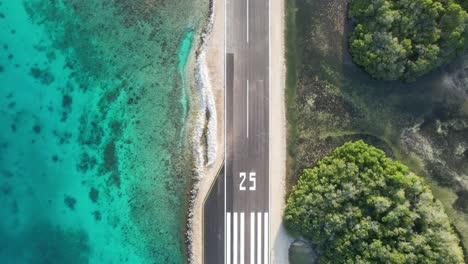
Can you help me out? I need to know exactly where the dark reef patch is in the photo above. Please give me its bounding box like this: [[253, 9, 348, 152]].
[[64, 195, 76, 210], [97, 140, 122, 188], [60, 95, 72, 122], [33, 124, 41, 134], [52, 154, 58, 162], [78, 116, 104, 146], [1, 170, 13, 178], [109, 121, 122, 136], [1, 142, 9, 150], [107, 172, 121, 188], [1, 183, 12, 195], [89, 187, 99, 203], [92, 211, 101, 221], [103, 140, 117, 171], [53, 130, 72, 145], [98, 89, 121, 113], [60, 112, 68, 122], [62, 95, 72, 109], [29, 66, 55, 85], [46, 51, 56, 61], [0, 65, 4, 73], [77, 152, 97, 173]]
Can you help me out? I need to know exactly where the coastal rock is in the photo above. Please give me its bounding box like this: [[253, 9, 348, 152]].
[[289, 239, 317, 264]]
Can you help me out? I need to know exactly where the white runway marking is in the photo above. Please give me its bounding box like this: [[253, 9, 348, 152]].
[[227, 212, 231, 264], [246, 0, 249, 43], [257, 212, 262, 264], [264, 212, 269, 264], [250, 212, 255, 264], [240, 213, 245, 264], [234, 212, 238, 264], [226, 212, 269, 264], [246, 80, 249, 138]]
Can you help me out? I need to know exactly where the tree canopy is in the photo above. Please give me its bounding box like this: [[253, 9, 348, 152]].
[[284, 141, 464, 263], [348, 0, 468, 81]]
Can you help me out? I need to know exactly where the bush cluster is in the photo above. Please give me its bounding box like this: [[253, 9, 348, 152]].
[[285, 141, 464, 263], [348, 0, 468, 81]]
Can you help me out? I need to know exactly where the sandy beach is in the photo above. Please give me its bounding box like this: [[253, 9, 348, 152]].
[[190, 0, 292, 263]]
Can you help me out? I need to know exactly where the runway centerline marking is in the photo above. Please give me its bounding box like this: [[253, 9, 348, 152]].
[[246, 79, 249, 138], [246, 0, 249, 43]]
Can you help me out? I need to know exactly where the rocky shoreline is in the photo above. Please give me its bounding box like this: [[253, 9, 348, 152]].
[[184, 0, 217, 262]]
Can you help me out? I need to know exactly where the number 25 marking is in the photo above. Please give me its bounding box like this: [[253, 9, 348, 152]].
[[239, 172, 256, 191]]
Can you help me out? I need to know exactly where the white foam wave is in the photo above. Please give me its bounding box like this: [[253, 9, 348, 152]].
[[192, 0, 217, 170], [187, 1, 216, 262]]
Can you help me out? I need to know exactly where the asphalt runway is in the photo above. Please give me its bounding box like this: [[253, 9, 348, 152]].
[[204, 0, 270, 263]]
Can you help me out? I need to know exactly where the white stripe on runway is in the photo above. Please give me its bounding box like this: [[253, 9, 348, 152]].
[[257, 212, 262, 264], [250, 212, 255, 264], [264, 212, 269, 264], [234, 212, 238, 264], [227, 212, 231, 264], [246, 80, 249, 138], [246, 0, 249, 43], [240, 213, 245, 264]]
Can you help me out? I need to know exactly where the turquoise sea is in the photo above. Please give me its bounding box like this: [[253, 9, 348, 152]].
[[0, 0, 208, 263]]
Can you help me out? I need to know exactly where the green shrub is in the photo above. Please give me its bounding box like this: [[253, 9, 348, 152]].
[[285, 141, 464, 263], [348, 0, 468, 81]]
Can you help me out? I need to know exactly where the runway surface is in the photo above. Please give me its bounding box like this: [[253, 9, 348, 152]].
[[204, 0, 270, 263]]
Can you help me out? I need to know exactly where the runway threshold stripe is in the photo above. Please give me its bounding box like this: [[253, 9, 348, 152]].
[[250, 212, 255, 264], [257, 212, 262, 264], [240, 213, 245, 264], [234, 212, 238, 264], [264, 212, 269, 264], [227, 212, 231, 264]]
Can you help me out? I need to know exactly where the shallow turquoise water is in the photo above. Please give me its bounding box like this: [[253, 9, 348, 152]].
[[178, 31, 195, 124], [0, 0, 208, 263]]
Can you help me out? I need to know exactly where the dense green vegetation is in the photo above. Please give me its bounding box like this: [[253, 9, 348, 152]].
[[285, 141, 464, 263], [348, 0, 468, 81]]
